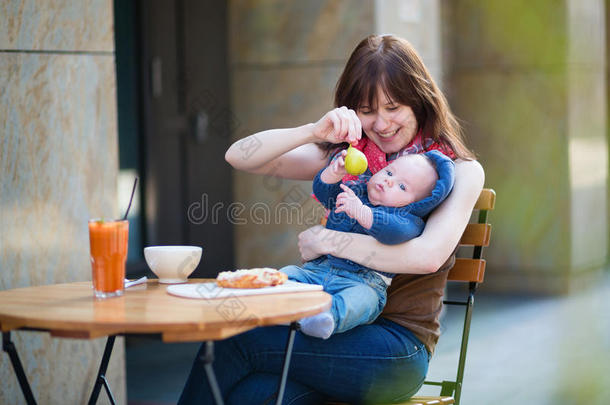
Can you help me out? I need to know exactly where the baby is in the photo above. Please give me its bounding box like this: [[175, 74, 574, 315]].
[[280, 149, 455, 339]]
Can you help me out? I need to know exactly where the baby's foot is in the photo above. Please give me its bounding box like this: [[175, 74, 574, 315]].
[[298, 311, 335, 339]]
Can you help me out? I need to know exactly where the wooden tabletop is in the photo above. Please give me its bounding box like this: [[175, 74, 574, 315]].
[[0, 279, 331, 342]]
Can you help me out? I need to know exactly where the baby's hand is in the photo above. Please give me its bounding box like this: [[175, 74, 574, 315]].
[[321, 150, 348, 183], [329, 149, 348, 176], [335, 184, 364, 219]]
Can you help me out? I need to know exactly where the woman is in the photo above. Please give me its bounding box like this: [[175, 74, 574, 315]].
[[179, 35, 484, 404]]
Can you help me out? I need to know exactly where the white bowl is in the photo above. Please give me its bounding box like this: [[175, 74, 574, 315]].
[[144, 246, 202, 284]]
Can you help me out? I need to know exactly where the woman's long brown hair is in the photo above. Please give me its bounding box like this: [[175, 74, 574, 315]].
[[319, 35, 475, 160]]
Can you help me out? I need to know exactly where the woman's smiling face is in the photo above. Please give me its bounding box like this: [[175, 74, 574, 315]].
[[356, 86, 419, 154]]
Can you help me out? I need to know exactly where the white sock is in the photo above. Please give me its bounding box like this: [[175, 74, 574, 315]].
[[298, 311, 335, 339]]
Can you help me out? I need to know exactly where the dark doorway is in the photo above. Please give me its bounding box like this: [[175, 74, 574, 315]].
[[115, 1, 234, 402], [137, 0, 234, 278], [115, 0, 144, 268]]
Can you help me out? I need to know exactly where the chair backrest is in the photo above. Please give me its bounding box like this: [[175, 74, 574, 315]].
[[422, 188, 496, 405], [448, 188, 496, 283]]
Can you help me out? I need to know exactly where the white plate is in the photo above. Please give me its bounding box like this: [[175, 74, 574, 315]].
[[166, 280, 323, 300]]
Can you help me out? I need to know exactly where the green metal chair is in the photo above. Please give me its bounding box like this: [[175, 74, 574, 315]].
[[325, 188, 495, 405], [327, 188, 496, 405], [402, 188, 496, 405]]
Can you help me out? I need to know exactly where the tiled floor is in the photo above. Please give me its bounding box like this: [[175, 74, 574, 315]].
[[126, 272, 610, 405]]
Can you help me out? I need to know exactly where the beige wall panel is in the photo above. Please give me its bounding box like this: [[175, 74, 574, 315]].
[[566, 0, 608, 270], [0, 53, 125, 404], [0, 0, 114, 51], [446, 0, 608, 293], [480, 265, 603, 295], [231, 65, 342, 267], [450, 71, 571, 270], [0, 53, 119, 287], [374, 0, 443, 87], [229, 0, 374, 65], [570, 183, 607, 269], [567, 0, 605, 66], [231, 65, 342, 137], [447, 1, 567, 70], [568, 67, 608, 269], [233, 173, 327, 268]]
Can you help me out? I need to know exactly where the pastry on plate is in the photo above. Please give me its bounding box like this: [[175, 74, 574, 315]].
[[216, 268, 288, 289]]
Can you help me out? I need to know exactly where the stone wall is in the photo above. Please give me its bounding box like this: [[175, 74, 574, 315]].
[[229, 0, 608, 293], [0, 1, 125, 403], [229, 0, 376, 268], [228, 0, 446, 269], [444, 0, 608, 294]]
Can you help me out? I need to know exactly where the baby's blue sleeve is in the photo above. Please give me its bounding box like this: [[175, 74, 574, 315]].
[[312, 169, 342, 209], [366, 208, 425, 244]]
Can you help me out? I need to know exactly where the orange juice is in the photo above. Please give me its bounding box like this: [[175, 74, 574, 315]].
[[88, 219, 129, 298]]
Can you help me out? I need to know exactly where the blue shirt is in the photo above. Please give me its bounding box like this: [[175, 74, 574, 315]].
[[313, 150, 456, 278]]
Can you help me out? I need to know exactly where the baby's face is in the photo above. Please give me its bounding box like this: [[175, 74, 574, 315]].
[[366, 155, 438, 207]]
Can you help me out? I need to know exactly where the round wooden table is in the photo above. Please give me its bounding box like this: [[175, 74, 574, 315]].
[[0, 279, 331, 405]]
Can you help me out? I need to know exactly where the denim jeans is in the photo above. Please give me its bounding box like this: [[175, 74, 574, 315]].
[[178, 319, 430, 404], [280, 258, 387, 334]]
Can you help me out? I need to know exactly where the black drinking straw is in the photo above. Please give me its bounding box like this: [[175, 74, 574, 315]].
[[122, 177, 138, 220]]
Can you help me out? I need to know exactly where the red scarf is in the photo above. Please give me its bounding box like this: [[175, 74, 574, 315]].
[[342, 130, 456, 182]]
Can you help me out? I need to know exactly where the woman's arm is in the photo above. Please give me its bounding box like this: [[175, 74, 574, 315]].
[[225, 125, 325, 180], [297, 159, 485, 274], [225, 107, 362, 180]]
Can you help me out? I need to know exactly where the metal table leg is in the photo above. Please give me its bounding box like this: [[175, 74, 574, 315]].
[[275, 322, 298, 405], [200, 322, 298, 405], [88, 335, 117, 405], [2, 331, 37, 405], [200, 341, 224, 405]]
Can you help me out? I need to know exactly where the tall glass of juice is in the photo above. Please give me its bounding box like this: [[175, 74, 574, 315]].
[[88, 219, 129, 298]]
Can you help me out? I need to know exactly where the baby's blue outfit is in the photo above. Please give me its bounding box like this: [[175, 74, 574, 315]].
[[281, 150, 455, 335]]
